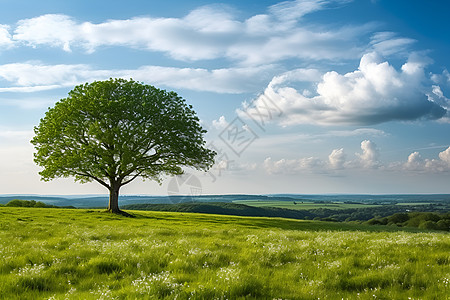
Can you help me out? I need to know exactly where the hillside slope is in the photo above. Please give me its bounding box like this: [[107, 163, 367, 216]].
[[0, 207, 448, 299], [0, 207, 450, 299]]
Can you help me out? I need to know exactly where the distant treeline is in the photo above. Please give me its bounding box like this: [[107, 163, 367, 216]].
[[366, 212, 449, 231], [122, 202, 449, 231], [0, 199, 75, 209]]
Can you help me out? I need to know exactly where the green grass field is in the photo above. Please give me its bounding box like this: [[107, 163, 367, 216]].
[[233, 200, 378, 210], [0, 207, 449, 299]]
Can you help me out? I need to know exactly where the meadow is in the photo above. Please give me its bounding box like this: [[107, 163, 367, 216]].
[[0, 207, 449, 299]]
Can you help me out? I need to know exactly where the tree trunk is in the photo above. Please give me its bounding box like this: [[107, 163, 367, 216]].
[[108, 184, 121, 213]]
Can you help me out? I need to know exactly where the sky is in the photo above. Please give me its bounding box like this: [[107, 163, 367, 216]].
[[0, 0, 449, 196]]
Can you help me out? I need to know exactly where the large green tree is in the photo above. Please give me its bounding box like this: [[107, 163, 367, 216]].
[[31, 78, 216, 214]]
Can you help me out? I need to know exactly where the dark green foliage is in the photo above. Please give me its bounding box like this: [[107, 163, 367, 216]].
[[5, 199, 75, 209], [6, 199, 55, 208], [389, 213, 409, 224], [123, 202, 319, 219], [366, 212, 449, 231]]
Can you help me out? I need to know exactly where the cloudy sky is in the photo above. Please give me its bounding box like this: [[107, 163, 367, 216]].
[[0, 0, 449, 195]]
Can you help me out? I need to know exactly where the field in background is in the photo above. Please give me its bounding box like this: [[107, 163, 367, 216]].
[[0, 207, 449, 299]]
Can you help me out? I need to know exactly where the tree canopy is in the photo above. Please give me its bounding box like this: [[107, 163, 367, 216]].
[[31, 78, 216, 214]]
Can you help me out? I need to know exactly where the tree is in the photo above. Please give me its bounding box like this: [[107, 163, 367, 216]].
[[31, 78, 216, 214]]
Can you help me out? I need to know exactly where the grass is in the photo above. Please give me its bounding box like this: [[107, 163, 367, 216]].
[[0, 207, 449, 299], [233, 199, 379, 210]]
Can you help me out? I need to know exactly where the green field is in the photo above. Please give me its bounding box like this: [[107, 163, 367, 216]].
[[0, 207, 449, 299], [233, 200, 379, 210]]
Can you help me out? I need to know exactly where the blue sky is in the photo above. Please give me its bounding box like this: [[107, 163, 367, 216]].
[[0, 0, 449, 195]]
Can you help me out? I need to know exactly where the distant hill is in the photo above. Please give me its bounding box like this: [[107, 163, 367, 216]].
[[122, 202, 316, 220], [0, 195, 170, 208], [0, 194, 311, 208], [121, 201, 449, 224], [1, 194, 449, 208]]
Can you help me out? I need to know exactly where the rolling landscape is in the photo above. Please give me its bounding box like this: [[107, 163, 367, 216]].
[[1, 0, 450, 299], [1, 194, 449, 298], [0, 201, 449, 299]]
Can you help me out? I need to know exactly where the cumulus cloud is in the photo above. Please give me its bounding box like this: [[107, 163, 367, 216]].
[[0, 62, 275, 94], [398, 147, 450, 173], [439, 147, 450, 164], [241, 52, 448, 126], [212, 116, 229, 130], [428, 85, 450, 122], [328, 148, 346, 169], [4, 1, 375, 64], [431, 69, 450, 86], [403, 152, 424, 171], [262, 141, 450, 175], [355, 140, 380, 168]]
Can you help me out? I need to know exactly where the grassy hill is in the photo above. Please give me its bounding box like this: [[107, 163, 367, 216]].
[[0, 207, 449, 299]]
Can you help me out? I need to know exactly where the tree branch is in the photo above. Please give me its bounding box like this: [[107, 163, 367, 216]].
[[120, 170, 144, 186], [73, 171, 110, 189]]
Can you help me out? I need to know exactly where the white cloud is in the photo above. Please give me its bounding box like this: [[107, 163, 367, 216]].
[[404, 151, 424, 171], [242, 52, 448, 126], [356, 140, 380, 169], [14, 14, 78, 52], [431, 69, 450, 86], [0, 63, 105, 87], [264, 156, 325, 174], [0, 85, 63, 93], [10, 12, 238, 59], [6, 1, 376, 64], [328, 148, 346, 169], [212, 116, 229, 130], [370, 32, 416, 56], [0, 62, 275, 94], [183, 5, 240, 33], [133, 65, 275, 93], [428, 85, 450, 122], [397, 147, 450, 173], [438, 147, 450, 164], [229, 23, 372, 65], [262, 142, 450, 175], [268, 0, 330, 22], [0, 24, 13, 48]]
